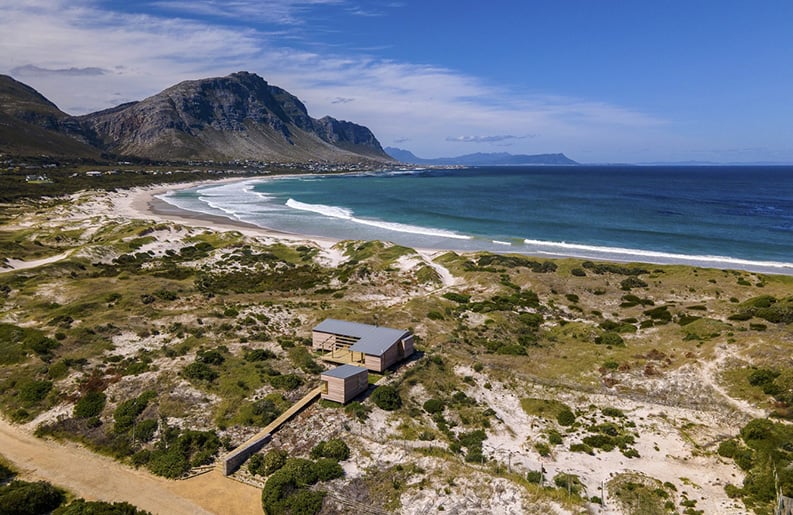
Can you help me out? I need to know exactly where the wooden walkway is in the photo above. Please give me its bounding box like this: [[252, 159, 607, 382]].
[[262, 386, 323, 435], [220, 386, 323, 475]]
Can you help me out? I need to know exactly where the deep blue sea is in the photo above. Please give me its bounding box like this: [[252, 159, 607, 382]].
[[159, 166, 793, 274]]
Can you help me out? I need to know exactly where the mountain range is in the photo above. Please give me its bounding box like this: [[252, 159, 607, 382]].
[[384, 147, 577, 166], [0, 72, 391, 163]]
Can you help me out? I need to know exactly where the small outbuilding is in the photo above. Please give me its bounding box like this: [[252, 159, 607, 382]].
[[320, 364, 369, 404], [312, 319, 415, 372]]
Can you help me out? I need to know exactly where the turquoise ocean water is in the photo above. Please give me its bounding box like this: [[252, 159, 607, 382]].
[[159, 166, 793, 274]]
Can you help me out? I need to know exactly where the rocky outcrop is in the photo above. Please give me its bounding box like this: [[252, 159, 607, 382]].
[[79, 72, 391, 162], [0, 72, 391, 163]]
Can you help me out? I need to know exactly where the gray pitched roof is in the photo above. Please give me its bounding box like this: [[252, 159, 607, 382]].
[[313, 318, 411, 356], [322, 364, 368, 379]]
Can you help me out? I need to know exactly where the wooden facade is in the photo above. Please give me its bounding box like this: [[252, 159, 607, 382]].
[[320, 365, 369, 404], [312, 319, 415, 373]]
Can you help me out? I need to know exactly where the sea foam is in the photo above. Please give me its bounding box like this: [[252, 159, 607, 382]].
[[523, 239, 793, 270], [286, 198, 471, 240]]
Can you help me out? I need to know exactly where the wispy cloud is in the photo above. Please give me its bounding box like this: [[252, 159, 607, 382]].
[[0, 0, 667, 160], [150, 0, 344, 24], [446, 134, 533, 143], [11, 65, 109, 77]]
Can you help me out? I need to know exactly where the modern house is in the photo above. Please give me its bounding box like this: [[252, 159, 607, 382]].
[[312, 318, 415, 373], [320, 364, 369, 404]]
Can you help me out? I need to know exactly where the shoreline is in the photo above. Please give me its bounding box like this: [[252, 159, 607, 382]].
[[114, 178, 342, 249], [118, 178, 793, 276]]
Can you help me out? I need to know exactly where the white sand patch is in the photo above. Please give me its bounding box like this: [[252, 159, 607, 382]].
[[453, 365, 746, 514], [417, 250, 458, 288], [110, 331, 169, 358], [1, 250, 74, 273], [394, 253, 423, 273], [26, 402, 74, 431], [317, 244, 347, 268]]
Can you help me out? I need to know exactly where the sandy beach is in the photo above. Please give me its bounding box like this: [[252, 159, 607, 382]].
[[115, 178, 338, 246]]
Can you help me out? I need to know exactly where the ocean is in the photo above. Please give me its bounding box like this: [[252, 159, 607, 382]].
[[158, 166, 793, 274]]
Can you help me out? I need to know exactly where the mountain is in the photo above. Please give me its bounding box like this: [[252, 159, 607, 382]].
[[79, 72, 391, 162], [0, 75, 100, 158], [0, 72, 391, 163], [384, 147, 577, 166]]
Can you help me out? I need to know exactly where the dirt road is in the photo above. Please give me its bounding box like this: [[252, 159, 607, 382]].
[[0, 418, 261, 514]]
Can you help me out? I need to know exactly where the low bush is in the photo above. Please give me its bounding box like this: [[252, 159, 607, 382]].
[[0, 480, 65, 514], [74, 391, 106, 419], [422, 398, 445, 414], [371, 385, 402, 411], [310, 439, 350, 461]]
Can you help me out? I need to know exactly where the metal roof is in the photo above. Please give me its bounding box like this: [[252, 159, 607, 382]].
[[313, 318, 411, 356], [321, 364, 368, 379]]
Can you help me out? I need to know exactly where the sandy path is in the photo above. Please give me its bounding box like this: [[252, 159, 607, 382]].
[[0, 418, 261, 515], [1, 250, 74, 273]]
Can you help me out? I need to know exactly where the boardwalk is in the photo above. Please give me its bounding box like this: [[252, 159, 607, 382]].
[[220, 386, 323, 474]]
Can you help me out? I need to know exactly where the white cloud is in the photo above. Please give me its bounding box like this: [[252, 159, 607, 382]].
[[0, 0, 668, 160], [150, 0, 344, 25]]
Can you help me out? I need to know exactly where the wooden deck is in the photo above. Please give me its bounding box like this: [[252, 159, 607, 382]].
[[319, 348, 365, 367]]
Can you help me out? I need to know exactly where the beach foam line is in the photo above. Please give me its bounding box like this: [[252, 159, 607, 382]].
[[492, 240, 512, 246], [523, 238, 793, 269], [286, 198, 471, 240]]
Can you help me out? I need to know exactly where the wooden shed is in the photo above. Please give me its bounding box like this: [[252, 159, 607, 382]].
[[320, 364, 369, 404], [312, 319, 415, 372]]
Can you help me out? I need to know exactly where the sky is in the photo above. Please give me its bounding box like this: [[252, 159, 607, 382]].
[[1, 0, 792, 163]]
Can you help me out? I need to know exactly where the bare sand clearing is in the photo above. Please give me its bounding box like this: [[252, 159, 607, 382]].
[[0, 417, 261, 514], [1, 250, 75, 273]]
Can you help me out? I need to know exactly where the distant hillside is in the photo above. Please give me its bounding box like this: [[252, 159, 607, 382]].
[[0, 72, 392, 163], [0, 75, 100, 158], [385, 147, 577, 166]]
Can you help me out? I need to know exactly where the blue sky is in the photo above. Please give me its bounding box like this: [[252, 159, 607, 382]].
[[1, 0, 792, 163]]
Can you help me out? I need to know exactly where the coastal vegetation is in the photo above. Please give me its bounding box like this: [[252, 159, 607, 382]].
[[1, 188, 792, 513]]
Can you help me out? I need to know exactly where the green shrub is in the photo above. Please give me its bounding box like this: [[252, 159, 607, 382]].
[[553, 473, 584, 495], [196, 349, 225, 365], [244, 349, 276, 362], [569, 443, 594, 455], [18, 380, 53, 405], [344, 401, 370, 421], [74, 391, 106, 418], [371, 385, 402, 411], [526, 470, 543, 484], [313, 458, 343, 481], [182, 362, 218, 382], [311, 439, 350, 461], [556, 409, 576, 426], [261, 449, 288, 475], [442, 292, 470, 304], [113, 391, 156, 433], [717, 439, 739, 458], [0, 480, 65, 515], [620, 277, 648, 290], [422, 398, 445, 414], [135, 419, 158, 442], [54, 499, 151, 514], [269, 374, 303, 390], [547, 429, 563, 445], [595, 332, 624, 347]]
